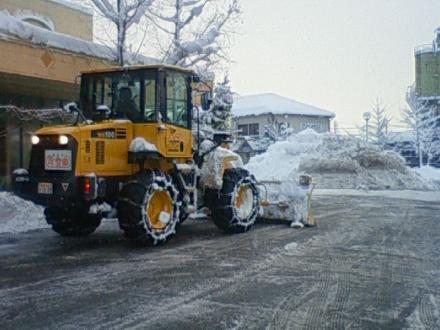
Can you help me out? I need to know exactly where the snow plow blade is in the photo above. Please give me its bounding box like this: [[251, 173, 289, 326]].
[[256, 175, 316, 228]]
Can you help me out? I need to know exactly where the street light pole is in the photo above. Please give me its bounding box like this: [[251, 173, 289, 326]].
[[363, 112, 371, 143]]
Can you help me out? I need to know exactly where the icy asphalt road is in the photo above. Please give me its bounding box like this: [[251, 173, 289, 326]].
[[1, 195, 440, 330]]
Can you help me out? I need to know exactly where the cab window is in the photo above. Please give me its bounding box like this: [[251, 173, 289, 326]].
[[113, 77, 142, 122], [166, 72, 188, 127], [144, 76, 156, 121], [82, 72, 157, 123]]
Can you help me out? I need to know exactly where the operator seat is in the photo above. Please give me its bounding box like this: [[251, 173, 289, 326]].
[[115, 87, 142, 122]]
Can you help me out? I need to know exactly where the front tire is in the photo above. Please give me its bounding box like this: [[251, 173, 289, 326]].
[[117, 170, 181, 245], [44, 205, 102, 237], [207, 168, 260, 234]]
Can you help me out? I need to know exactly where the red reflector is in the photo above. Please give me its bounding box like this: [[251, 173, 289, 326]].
[[84, 178, 91, 194]]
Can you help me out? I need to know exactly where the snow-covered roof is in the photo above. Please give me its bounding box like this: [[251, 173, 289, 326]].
[[0, 10, 158, 64], [232, 93, 335, 119], [387, 131, 415, 144], [415, 44, 436, 55]]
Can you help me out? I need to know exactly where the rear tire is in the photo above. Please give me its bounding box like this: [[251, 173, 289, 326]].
[[206, 168, 260, 234], [117, 170, 181, 245], [44, 205, 102, 237]]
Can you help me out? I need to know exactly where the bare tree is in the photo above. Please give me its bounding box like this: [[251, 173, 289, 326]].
[[91, 0, 154, 65], [149, 0, 241, 76], [403, 86, 440, 167]]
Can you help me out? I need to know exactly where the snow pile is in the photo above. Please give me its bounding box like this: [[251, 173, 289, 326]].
[[0, 192, 48, 234], [129, 137, 158, 153], [246, 129, 323, 181], [246, 129, 436, 190]]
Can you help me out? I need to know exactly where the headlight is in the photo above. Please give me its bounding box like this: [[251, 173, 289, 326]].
[[31, 135, 40, 145], [59, 135, 69, 145]]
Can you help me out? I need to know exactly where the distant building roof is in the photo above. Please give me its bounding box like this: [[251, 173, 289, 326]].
[[232, 93, 335, 119], [387, 131, 415, 144]]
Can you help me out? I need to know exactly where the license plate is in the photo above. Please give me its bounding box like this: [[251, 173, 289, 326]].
[[38, 182, 53, 195], [45, 150, 72, 171]]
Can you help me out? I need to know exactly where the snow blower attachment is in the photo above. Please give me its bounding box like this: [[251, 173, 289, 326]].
[[257, 175, 316, 228]]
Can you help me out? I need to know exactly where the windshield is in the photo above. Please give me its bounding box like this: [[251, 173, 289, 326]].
[[80, 71, 156, 123]]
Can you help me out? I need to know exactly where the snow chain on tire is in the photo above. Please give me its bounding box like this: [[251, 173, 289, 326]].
[[117, 170, 181, 245], [207, 168, 260, 234]]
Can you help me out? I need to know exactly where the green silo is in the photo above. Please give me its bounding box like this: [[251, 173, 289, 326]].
[[415, 28, 440, 99]]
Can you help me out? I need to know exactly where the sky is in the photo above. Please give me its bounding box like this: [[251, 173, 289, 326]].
[[228, 0, 440, 130]]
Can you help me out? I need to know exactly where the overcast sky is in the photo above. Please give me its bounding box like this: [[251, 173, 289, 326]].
[[228, 0, 440, 129]]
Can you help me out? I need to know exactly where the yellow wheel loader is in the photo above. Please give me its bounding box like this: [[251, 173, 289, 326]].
[[13, 65, 261, 244]]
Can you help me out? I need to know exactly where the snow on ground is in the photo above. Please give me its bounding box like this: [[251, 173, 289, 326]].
[[246, 129, 436, 191], [0, 192, 48, 234], [415, 166, 440, 188]]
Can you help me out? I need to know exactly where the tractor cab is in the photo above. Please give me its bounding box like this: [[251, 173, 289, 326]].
[[79, 65, 200, 128]]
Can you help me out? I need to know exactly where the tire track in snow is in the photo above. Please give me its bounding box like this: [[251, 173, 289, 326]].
[[267, 288, 317, 330], [302, 258, 332, 330], [328, 264, 351, 330], [419, 294, 440, 329]]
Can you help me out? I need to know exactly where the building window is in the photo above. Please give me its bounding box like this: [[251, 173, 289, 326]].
[[238, 123, 259, 136], [300, 123, 322, 131], [249, 123, 259, 135], [238, 124, 249, 136], [15, 11, 55, 31]]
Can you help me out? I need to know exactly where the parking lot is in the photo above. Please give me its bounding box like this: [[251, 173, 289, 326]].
[[1, 194, 440, 329]]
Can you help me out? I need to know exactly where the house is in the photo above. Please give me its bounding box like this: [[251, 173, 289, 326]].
[[232, 93, 335, 163], [232, 93, 335, 137]]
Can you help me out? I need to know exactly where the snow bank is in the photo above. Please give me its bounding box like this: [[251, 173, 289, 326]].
[[246, 129, 436, 191], [0, 192, 48, 234]]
